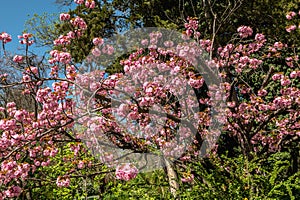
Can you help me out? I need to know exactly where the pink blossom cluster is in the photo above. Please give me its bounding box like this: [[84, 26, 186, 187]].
[[214, 20, 300, 152], [184, 17, 200, 38], [286, 55, 298, 68], [181, 173, 194, 183], [185, 17, 199, 30], [188, 76, 204, 88], [59, 13, 70, 21], [49, 50, 72, 64], [35, 87, 73, 126], [286, 11, 297, 20], [66, 64, 77, 80], [56, 177, 70, 187], [74, 0, 95, 8], [290, 70, 300, 78], [218, 43, 234, 58], [50, 65, 58, 77], [77, 160, 85, 169], [92, 37, 104, 46], [0, 79, 74, 192], [24, 66, 38, 76], [236, 56, 262, 72], [217, 38, 264, 72], [70, 16, 87, 30], [53, 35, 71, 46], [237, 26, 253, 38], [272, 73, 284, 81], [75, 70, 106, 90], [85, 0, 95, 9], [115, 163, 138, 181], [286, 25, 297, 33], [0, 32, 12, 44], [91, 47, 101, 57], [225, 77, 300, 151], [92, 40, 115, 57], [285, 10, 300, 32], [273, 41, 285, 49], [74, 0, 84, 4], [0, 186, 22, 199], [53, 30, 81, 50], [255, 33, 266, 43], [18, 33, 34, 46], [141, 31, 160, 49], [199, 39, 212, 52], [21, 66, 39, 87], [0, 160, 30, 185], [69, 143, 82, 156], [67, 31, 76, 39], [12, 55, 23, 63], [76, 34, 209, 162], [101, 44, 114, 55]]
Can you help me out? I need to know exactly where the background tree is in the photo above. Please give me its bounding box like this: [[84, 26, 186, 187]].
[[28, 0, 300, 64]]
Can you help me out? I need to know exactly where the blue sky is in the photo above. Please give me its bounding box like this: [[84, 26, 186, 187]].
[[0, 0, 70, 53]]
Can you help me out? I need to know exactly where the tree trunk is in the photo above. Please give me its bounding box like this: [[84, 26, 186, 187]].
[[164, 157, 179, 199]]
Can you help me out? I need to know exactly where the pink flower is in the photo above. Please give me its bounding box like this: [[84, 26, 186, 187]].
[[255, 33, 266, 43], [92, 47, 101, 57], [50, 51, 72, 64], [128, 111, 139, 120], [102, 45, 114, 55], [185, 17, 199, 30], [67, 31, 76, 39], [56, 177, 70, 187], [0, 32, 12, 43], [6, 102, 16, 113], [74, 0, 84, 4], [258, 89, 268, 97], [77, 161, 85, 169], [115, 163, 138, 181], [41, 161, 49, 167], [70, 16, 87, 30], [26, 66, 38, 75], [290, 70, 299, 78], [188, 77, 204, 88], [59, 13, 70, 21], [280, 77, 291, 86], [13, 55, 23, 63], [286, 15, 292, 20], [181, 174, 194, 183], [5, 186, 22, 198], [237, 26, 253, 38], [286, 11, 296, 20], [272, 73, 283, 81], [50, 148, 58, 157], [14, 110, 24, 121], [249, 58, 262, 69], [141, 39, 148, 46], [18, 33, 34, 46], [74, 29, 82, 37], [163, 40, 174, 48], [286, 25, 297, 32], [34, 160, 40, 166], [227, 101, 236, 108], [92, 37, 104, 46], [85, 0, 95, 9], [53, 35, 71, 46], [43, 149, 50, 156]]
